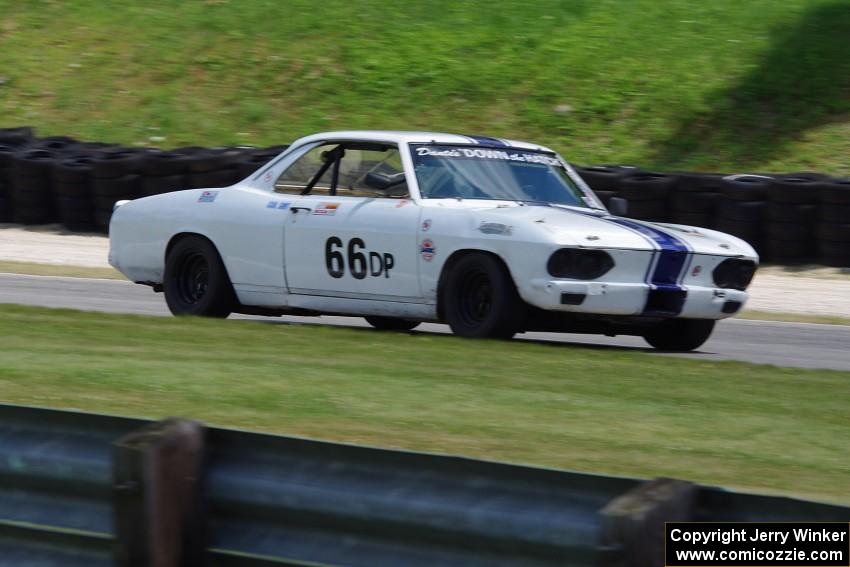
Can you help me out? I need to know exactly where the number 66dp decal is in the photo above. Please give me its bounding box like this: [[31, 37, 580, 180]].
[[325, 237, 394, 279]]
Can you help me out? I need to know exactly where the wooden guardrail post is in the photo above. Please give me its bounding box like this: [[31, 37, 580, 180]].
[[596, 477, 695, 567], [113, 418, 207, 567]]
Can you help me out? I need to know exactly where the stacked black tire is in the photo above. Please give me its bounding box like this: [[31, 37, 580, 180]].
[[140, 151, 191, 199], [817, 179, 850, 266], [235, 145, 287, 180], [577, 167, 850, 267], [86, 145, 281, 230], [575, 165, 635, 207], [182, 147, 249, 189], [1, 130, 110, 228], [52, 155, 97, 231], [91, 149, 153, 230], [0, 127, 288, 234], [714, 175, 771, 256], [670, 173, 723, 229], [0, 127, 36, 222], [763, 174, 823, 264], [10, 146, 61, 224], [0, 146, 13, 223], [578, 167, 705, 224], [617, 172, 675, 221]]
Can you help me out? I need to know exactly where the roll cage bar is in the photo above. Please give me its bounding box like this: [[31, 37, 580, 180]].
[[299, 142, 395, 197]]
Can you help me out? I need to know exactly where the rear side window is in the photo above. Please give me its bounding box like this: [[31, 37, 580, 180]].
[[275, 144, 408, 198]]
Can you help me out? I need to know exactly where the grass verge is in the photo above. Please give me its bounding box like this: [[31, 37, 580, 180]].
[[0, 260, 121, 280], [0, 304, 846, 503], [739, 310, 850, 326]]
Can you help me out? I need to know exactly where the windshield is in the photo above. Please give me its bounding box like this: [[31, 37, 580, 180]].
[[410, 144, 597, 208]]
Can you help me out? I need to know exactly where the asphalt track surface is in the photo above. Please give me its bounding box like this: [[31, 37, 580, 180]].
[[1, 272, 848, 372]]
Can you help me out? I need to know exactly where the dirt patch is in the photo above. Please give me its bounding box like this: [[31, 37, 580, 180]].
[[0, 224, 110, 268]]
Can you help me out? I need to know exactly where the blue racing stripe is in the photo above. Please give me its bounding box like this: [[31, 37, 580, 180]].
[[545, 205, 691, 291], [463, 134, 509, 147], [602, 217, 689, 290]]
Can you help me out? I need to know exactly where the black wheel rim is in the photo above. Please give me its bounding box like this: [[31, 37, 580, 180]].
[[457, 268, 493, 326], [176, 251, 209, 305]]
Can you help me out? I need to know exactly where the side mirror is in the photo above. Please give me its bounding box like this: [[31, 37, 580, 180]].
[[364, 172, 393, 191], [364, 171, 406, 191], [608, 197, 628, 216]]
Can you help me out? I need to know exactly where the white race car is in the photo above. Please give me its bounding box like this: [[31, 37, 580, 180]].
[[109, 131, 758, 351]]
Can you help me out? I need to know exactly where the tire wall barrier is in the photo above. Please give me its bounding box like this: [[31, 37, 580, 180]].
[[579, 166, 850, 267], [0, 127, 847, 267], [0, 127, 284, 234]]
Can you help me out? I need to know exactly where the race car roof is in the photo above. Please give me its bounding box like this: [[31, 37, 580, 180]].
[[289, 130, 555, 153]]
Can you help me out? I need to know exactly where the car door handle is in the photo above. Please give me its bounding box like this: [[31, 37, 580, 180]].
[[290, 206, 312, 214]]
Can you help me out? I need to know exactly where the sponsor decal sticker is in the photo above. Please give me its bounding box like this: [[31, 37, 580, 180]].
[[198, 191, 218, 203], [313, 203, 340, 216], [264, 171, 273, 183], [420, 238, 435, 262], [663, 223, 706, 237], [478, 221, 512, 236], [267, 201, 290, 210], [692, 265, 702, 277], [414, 146, 561, 166], [394, 199, 409, 208], [421, 219, 432, 232]]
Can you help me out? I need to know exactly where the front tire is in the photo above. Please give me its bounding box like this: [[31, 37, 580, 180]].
[[365, 316, 420, 331], [442, 253, 525, 339], [163, 236, 235, 318], [643, 319, 715, 351]]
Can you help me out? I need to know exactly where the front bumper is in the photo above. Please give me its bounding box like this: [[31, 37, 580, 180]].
[[525, 278, 749, 319]]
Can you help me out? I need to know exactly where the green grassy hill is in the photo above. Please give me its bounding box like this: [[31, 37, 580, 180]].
[[1, 0, 848, 174]]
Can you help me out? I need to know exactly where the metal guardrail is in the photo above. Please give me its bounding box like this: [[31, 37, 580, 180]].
[[205, 427, 639, 566], [0, 405, 144, 566], [0, 403, 847, 566]]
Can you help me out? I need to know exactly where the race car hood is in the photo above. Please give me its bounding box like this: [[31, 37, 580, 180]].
[[442, 201, 757, 258]]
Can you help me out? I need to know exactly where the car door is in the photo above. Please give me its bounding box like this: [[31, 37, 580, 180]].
[[276, 142, 422, 302]]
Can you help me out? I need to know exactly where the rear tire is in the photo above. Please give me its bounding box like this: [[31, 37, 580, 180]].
[[164, 236, 235, 317], [643, 319, 715, 351], [365, 316, 420, 331], [443, 253, 525, 339]]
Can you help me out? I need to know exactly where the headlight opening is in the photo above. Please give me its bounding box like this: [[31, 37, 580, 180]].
[[547, 248, 614, 279], [712, 258, 757, 291]]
